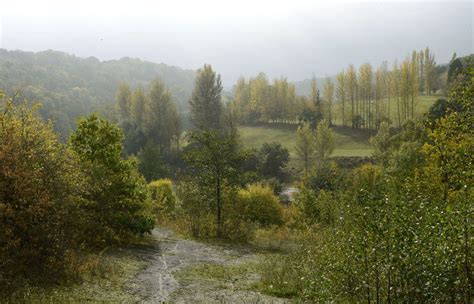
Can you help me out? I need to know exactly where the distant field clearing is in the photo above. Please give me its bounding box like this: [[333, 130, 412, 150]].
[[238, 125, 375, 161]]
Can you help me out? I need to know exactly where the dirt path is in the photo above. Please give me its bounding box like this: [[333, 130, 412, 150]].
[[127, 228, 290, 303]]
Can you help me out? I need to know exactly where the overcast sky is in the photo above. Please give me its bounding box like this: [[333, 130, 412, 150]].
[[0, 0, 472, 87]]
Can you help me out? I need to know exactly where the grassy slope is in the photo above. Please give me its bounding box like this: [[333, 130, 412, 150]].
[[239, 95, 441, 162], [238, 124, 375, 163]]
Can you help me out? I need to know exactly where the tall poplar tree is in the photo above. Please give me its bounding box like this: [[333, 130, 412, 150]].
[[314, 120, 335, 161], [295, 122, 316, 176], [423, 47, 436, 95], [336, 71, 347, 126], [323, 78, 335, 126], [189, 64, 223, 130], [346, 65, 357, 128]]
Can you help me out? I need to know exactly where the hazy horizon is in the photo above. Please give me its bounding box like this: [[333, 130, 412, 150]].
[[1, 0, 472, 87]]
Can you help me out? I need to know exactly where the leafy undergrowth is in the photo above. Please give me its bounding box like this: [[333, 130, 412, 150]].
[[1, 247, 148, 303]]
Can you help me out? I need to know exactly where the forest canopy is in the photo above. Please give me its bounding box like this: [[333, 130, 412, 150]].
[[0, 49, 195, 138]]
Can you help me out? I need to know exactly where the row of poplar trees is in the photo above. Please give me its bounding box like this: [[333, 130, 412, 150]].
[[231, 47, 438, 130]]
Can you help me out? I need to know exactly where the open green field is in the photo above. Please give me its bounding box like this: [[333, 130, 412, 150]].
[[238, 95, 441, 163], [238, 124, 375, 160]]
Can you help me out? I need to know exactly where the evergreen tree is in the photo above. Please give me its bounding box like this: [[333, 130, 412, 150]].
[[323, 78, 335, 126], [336, 71, 347, 126], [423, 47, 436, 95]]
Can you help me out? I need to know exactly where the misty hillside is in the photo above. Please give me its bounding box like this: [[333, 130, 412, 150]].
[[0, 49, 195, 133], [292, 76, 332, 96]]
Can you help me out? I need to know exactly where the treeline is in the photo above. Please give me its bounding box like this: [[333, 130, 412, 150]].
[[114, 80, 182, 180], [258, 65, 473, 302], [0, 49, 195, 139], [143, 65, 292, 240], [115, 70, 293, 190], [231, 48, 466, 130]]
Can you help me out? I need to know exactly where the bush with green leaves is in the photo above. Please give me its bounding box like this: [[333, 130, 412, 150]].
[[0, 94, 85, 286], [234, 184, 284, 227], [257, 142, 289, 182], [149, 179, 177, 217], [70, 114, 154, 244], [306, 161, 343, 193], [175, 180, 216, 238]]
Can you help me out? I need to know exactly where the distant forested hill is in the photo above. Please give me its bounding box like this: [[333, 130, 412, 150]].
[[0, 49, 195, 137], [292, 76, 332, 96]]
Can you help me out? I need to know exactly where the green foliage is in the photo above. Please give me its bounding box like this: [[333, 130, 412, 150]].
[[295, 122, 315, 176], [230, 73, 299, 124], [238, 124, 374, 159], [295, 187, 342, 227], [189, 64, 223, 130], [0, 94, 84, 285], [314, 120, 334, 161], [257, 142, 289, 182], [259, 66, 473, 302], [234, 184, 284, 227], [426, 98, 450, 122], [149, 179, 176, 217], [138, 142, 170, 181], [369, 121, 391, 164], [232, 49, 444, 131], [144, 79, 180, 151], [0, 49, 195, 138], [70, 114, 154, 244], [116, 83, 132, 122], [184, 129, 243, 237], [306, 161, 343, 193], [174, 180, 217, 238], [114, 79, 181, 177]]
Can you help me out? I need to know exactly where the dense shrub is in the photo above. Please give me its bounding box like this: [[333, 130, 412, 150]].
[[138, 143, 170, 181], [174, 180, 215, 238], [70, 114, 155, 245], [257, 142, 289, 182], [234, 184, 284, 227], [173, 181, 283, 241], [295, 187, 342, 226], [0, 97, 84, 286], [149, 179, 177, 217], [306, 161, 343, 192]]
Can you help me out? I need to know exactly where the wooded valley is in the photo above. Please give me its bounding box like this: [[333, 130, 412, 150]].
[[1, 45, 472, 302]]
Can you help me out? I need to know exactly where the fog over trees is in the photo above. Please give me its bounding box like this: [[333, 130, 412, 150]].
[[0, 1, 472, 302], [1, 1, 472, 86]]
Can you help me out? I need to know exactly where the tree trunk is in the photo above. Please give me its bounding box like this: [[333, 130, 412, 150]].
[[216, 176, 222, 238]]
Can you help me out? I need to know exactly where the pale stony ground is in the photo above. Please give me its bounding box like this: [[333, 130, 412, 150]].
[[126, 228, 291, 303]]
